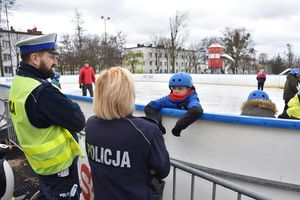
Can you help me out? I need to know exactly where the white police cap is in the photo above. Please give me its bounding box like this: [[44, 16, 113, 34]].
[[16, 33, 60, 54]]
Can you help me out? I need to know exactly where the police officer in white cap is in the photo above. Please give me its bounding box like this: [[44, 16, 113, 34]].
[[8, 33, 85, 199]]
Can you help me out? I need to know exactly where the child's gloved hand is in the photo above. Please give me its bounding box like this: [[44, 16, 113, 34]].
[[79, 84, 83, 89], [172, 126, 181, 137]]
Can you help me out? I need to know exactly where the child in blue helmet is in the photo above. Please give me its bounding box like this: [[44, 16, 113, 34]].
[[51, 72, 61, 89], [241, 90, 277, 118], [144, 72, 203, 137]]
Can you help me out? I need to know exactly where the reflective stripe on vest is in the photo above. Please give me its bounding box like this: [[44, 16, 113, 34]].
[[9, 76, 84, 175]]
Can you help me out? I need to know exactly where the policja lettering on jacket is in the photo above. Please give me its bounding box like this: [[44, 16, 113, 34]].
[[86, 143, 131, 168]]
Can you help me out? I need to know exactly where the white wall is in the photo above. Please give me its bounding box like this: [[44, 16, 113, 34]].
[[0, 74, 287, 88], [135, 74, 287, 88]]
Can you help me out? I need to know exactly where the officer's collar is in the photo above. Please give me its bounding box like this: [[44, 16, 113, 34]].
[[17, 61, 51, 80]]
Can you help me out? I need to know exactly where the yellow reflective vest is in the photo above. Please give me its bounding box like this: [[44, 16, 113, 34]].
[[287, 94, 300, 119], [9, 76, 84, 175]]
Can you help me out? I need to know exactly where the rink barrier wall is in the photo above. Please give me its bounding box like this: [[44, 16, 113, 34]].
[[2, 84, 300, 199], [1, 84, 300, 130], [0, 73, 287, 88]]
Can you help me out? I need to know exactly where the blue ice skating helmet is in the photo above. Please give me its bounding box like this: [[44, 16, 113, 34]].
[[290, 68, 299, 75], [247, 90, 269, 101], [169, 73, 193, 88], [54, 72, 61, 78]]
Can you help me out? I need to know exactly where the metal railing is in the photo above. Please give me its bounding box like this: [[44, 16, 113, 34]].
[[171, 159, 272, 200], [0, 98, 8, 128], [2, 99, 20, 148]]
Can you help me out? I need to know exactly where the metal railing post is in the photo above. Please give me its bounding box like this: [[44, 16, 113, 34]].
[[212, 183, 216, 200], [190, 174, 195, 200], [172, 167, 176, 200]]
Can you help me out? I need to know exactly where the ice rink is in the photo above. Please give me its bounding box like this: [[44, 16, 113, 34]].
[[62, 82, 285, 116]]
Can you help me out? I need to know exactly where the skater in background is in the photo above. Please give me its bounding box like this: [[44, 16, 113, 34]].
[[278, 68, 299, 118], [256, 69, 266, 90], [241, 90, 277, 118], [144, 72, 203, 137], [78, 60, 95, 97]]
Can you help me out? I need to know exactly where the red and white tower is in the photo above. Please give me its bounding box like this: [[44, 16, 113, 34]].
[[208, 42, 224, 69]]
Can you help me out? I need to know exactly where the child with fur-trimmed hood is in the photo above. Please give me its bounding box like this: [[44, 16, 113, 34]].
[[241, 90, 277, 118]]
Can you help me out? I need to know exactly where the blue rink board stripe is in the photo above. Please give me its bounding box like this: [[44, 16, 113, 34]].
[[1, 84, 300, 131], [135, 104, 300, 131]]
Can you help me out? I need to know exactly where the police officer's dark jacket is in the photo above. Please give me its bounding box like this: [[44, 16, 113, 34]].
[[85, 115, 170, 200], [16, 62, 85, 132]]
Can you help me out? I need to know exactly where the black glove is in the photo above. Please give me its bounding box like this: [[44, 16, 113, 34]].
[[79, 84, 83, 89], [172, 126, 182, 137], [158, 123, 166, 135]]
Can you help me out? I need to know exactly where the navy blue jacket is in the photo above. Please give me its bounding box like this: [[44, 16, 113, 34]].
[[85, 115, 170, 200], [16, 62, 85, 132]]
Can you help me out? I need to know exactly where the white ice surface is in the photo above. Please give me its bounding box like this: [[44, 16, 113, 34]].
[[61, 82, 285, 116]]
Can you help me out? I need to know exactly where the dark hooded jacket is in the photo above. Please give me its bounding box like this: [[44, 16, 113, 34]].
[[283, 74, 298, 101], [241, 99, 277, 118]]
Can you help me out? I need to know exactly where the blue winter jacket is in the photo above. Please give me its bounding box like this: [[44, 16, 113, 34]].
[[147, 91, 201, 111]]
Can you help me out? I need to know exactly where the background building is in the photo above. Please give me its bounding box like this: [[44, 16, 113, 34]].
[[0, 27, 43, 77], [122, 44, 198, 73]]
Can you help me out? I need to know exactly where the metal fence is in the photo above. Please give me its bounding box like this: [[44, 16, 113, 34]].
[[2, 99, 20, 149], [170, 159, 272, 200], [2, 99, 273, 200]]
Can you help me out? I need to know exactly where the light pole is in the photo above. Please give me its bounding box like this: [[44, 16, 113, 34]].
[[5, 2, 14, 76], [101, 16, 110, 68]]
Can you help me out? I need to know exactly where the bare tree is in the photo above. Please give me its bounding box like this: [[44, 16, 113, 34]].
[[294, 56, 300, 68], [285, 43, 294, 68], [149, 34, 168, 73], [258, 53, 268, 65], [0, 0, 17, 76], [82, 34, 102, 72], [72, 8, 85, 58], [58, 9, 127, 74], [59, 34, 77, 74], [115, 31, 127, 67], [168, 11, 188, 73], [188, 44, 201, 73]]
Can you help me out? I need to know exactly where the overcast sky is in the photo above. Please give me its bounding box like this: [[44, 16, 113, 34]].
[[8, 0, 300, 58]]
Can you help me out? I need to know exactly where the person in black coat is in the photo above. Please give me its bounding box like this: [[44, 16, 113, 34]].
[[85, 67, 170, 200], [278, 69, 299, 118]]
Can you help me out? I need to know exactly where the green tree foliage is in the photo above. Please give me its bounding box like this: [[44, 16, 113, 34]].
[[222, 27, 255, 74], [270, 54, 286, 74], [122, 52, 144, 73]]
